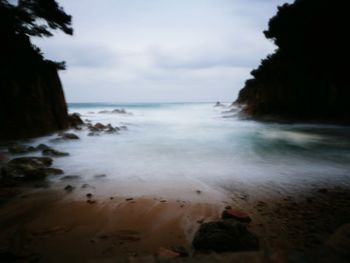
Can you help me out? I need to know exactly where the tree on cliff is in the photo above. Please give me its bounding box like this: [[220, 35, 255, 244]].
[[235, 0, 349, 122], [0, 0, 73, 72]]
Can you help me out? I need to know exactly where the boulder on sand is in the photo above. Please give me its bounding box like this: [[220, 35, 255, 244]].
[[192, 219, 259, 252]]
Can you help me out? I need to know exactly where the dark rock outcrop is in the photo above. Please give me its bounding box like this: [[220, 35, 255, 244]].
[[235, 0, 350, 124], [0, 0, 73, 141], [192, 220, 259, 252], [0, 63, 69, 141], [0, 156, 54, 181]]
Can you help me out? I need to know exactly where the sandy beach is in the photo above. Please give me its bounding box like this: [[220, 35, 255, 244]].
[[1, 180, 350, 262]]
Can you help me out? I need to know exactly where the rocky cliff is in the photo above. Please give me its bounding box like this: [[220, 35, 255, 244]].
[[0, 0, 72, 141], [235, 0, 350, 124], [0, 63, 69, 140]]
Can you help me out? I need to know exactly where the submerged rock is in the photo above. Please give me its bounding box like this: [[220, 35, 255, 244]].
[[60, 175, 81, 181], [112, 108, 127, 114], [36, 144, 50, 151], [43, 168, 64, 175], [88, 132, 100, 137], [42, 148, 69, 157], [61, 133, 80, 140], [192, 220, 259, 252], [214, 101, 224, 107], [94, 174, 107, 178], [98, 108, 132, 115]]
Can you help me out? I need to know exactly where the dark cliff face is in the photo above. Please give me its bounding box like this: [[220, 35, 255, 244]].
[[0, 63, 69, 140], [235, 0, 350, 124], [0, 0, 72, 141]]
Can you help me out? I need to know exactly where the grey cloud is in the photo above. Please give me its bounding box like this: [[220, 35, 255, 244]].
[[35, 0, 293, 102]]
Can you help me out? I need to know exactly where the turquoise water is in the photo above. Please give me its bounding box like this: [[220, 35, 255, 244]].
[[23, 102, 350, 200]]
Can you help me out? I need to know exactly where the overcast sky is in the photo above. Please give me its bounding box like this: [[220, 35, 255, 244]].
[[32, 0, 292, 103]]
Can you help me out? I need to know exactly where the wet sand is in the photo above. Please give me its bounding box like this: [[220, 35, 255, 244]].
[[1, 182, 350, 262], [0, 186, 222, 262]]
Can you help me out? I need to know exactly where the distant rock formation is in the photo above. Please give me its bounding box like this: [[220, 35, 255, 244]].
[[235, 0, 350, 124]]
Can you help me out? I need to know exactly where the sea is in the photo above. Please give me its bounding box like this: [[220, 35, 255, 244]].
[[6, 102, 350, 201]]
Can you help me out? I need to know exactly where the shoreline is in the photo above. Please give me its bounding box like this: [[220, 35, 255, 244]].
[[1, 110, 350, 262]]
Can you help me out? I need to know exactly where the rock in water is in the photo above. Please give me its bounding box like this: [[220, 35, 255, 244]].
[[93, 123, 106, 130], [60, 175, 81, 181], [42, 148, 69, 157], [8, 145, 37, 154], [192, 220, 259, 252], [61, 133, 79, 140], [68, 113, 84, 128], [1, 157, 53, 181], [7, 157, 53, 167], [36, 144, 50, 151]]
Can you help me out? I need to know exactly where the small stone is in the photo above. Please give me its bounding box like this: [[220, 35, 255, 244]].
[[44, 168, 64, 175], [87, 200, 96, 204], [81, 184, 94, 189], [60, 175, 81, 181], [61, 133, 80, 140], [160, 200, 167, 203], [42, 148, 69, 157], [196, 190, 202, 194], [125, 198, 134, 201], [225, 205, 232, 210], [64, 185, 74, 192], [86, 193, 93, 199], [94, 174, 107, 178], [88, 132, 100, 136], [93, 123, 106, 130]]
